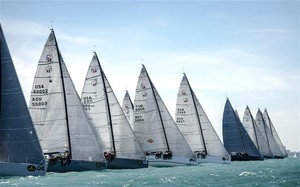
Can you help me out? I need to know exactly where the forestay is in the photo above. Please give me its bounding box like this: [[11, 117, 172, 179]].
[[133, 65, 194, 158], [29, 30, 104, 161], [81, 53, 145, 160]]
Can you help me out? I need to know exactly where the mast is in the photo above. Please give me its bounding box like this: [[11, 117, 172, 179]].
[[184, 74, 207, 152], [143, 65, 170, 151], [95, 52, 116, 155], [52, 29, 72, 157], [248, 106, 259, 150], [259, 109, 271, 150], [232, 106, 247, 153]]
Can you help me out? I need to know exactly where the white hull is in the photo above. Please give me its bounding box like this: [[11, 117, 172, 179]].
[[146, 155, 197, 167], [0, 161, 47, 176], [197, 155, 231, 164]]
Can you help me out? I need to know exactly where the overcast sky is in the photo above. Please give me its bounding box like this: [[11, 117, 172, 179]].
[[1, 0, 299, 152]]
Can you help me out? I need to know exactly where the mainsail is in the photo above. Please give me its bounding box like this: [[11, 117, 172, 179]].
[[175, 73, 229, 158], [222, 98, 262, 160], [122, 90, 134, 129], [263, 109, 287, 157], [255, 109, 283, 158], [29, 30, 104, 162], [0, 24, 45, 165], [133, 65, 194, 159], [242, 106, 273, 158], [81, 53, 145, 160]]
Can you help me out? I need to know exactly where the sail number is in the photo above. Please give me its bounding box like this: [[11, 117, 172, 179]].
[[135, 115, 144, 122], [177, 108, 186, 114], [31, 97, 47, 107], [176, 117, 185, 123], [135, 105, 145, 111], [33, 84, 48, 94]]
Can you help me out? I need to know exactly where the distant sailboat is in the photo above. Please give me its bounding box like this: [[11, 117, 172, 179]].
[[81, 53, 148, 169], [29, 29, 107, 172], [263, 109, 287, 157], [255, 109, 284, 159], [222, 98, 263, 161], [175, 73, 230, 164], [133, 65, 197, 167], [0, 24, 47, 176], [242, 106, 273, 158], [122, 90, 134, 129]]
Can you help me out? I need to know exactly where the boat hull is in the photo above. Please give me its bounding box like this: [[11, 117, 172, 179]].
[[197, 155, 231, 164], [47, 160, 107, 172], [0, 161, 47, 176], [231, 155, 264, 161], [107, 158, 148, 169], [146, 155, 197, 167]]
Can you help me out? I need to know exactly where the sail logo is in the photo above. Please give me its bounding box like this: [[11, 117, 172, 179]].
[[91, 67, 98, 73], [183, 98, 189, 103], [91, 79, 98, 86], [45, 65, 52, 73], [142, 92, 147, 97], [27, 165, 36, 172], [181, 90, 187, 95], [147, 139, 154, 143], [141, 83, 146, 89], [125, 104, 129, 109], [46, 54, 53, 62]]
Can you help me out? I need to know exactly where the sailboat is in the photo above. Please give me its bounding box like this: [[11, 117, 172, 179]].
[[133, 65, 197, 167], [81, 53, 148, 169], [263, 109, 287, 157], [222, 98, 263, 161], [255, 109, 284, 159], [29, 29, 107, 172], [242, 106, 273, 158], [175, 73, 230, 164], [0, 24, 47, 176], [122, 90, 134, 129]]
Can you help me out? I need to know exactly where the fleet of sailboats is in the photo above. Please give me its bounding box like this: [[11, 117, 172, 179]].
[[0, 24, 47, 176], [222, 98, 263, 161], [175, 73, 230, 164], [81, 52, 148, 169], [28, 30, 107, 172], [0, 25, 290, 176], [133, 65, 197, 167]]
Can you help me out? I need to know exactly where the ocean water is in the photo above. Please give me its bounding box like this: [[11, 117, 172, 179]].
[[1, 157, 299, 187]]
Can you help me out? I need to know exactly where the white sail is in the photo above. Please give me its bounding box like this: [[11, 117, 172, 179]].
[[81, 53, 145, 160], [133, 65, 194, 159], [29, 30, 104, 162], [242, 106, 273, 158], [255, 109, 283, 158], [122, 90, 134, 129], [175, 74, 229, 159], [263, 109, 287, 157]]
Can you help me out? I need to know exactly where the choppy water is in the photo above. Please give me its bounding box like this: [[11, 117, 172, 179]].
[[1, 157, 299, 186]]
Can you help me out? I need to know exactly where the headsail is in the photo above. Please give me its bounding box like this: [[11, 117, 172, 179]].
[[263, 109, 287, 157], [133, 65, 194, 159], [122, 90, 134, 129], [255, 109, 283, 158], [0, 24, 45, 165], [175, 74, 229, 158], [81, 53, 145, 160], [222, 98, 262, 159], [29, 30, 104, 161], [242, 106, 273, 158]]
